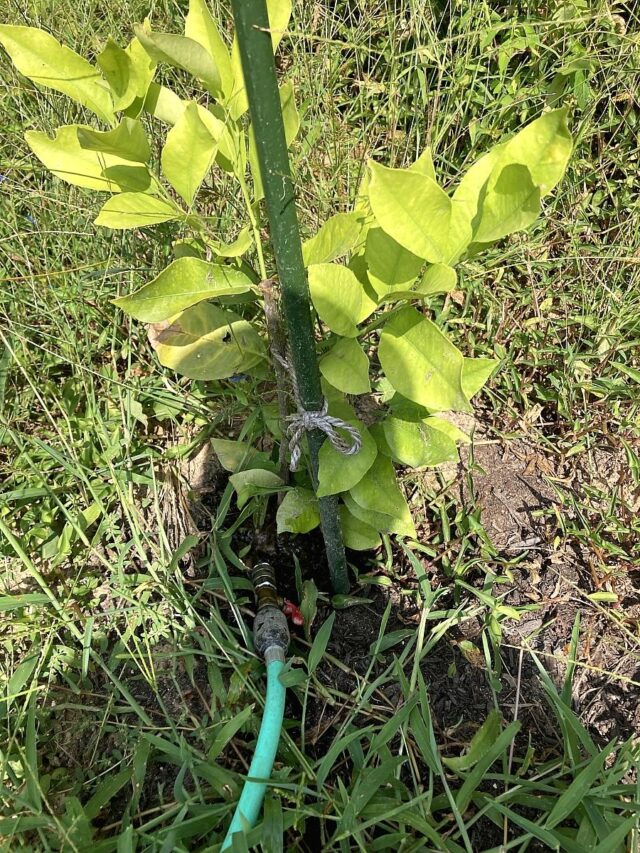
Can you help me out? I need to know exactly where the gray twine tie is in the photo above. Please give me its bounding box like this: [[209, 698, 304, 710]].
[[275, 354, 362, 471]]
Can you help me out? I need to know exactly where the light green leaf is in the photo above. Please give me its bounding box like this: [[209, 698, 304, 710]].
[[263, 0, 292, 51], [368, 161, 451, 263], [348, 455, 416, 537], [0, 25, 115, 124], [308, 263, 375, 337], [185, 0, 233, 98], [302, 212, 367, 266], [415, 264, 457, 296], [424, 415, 471, 445], [114, 258, 254, 322], [443, 710, 502, 771], [448, 145, 504, 262], [142, 82, 185, 125], [276, 488, 321, 534], [473, 164, 540, 243], [386, 391, 430, 422], [95, 193, 179, 229], [320, 338, 370, 395], [343, 491, 415, 538], [77, 118, 151, 163], [317, 421, 377, 498], [409, 147, 436, 181], [135, 25, 221, 96], [161, 102, 222, 205], [378, 307, 469, 412], [339, 506, 381, 551], [25, 125, 153, 192], [228, 0, 292, 119], [382, 417, 459, 468], [461, 357, 499, 399], [214, 111, 246, 175], [147, 303, 265, 380], [448, 109, 572, 258], [97, 37, 155, 113], [210, 226, 253, 258], [365, 227, 422, 298], [498, 107, 572, 195], [211, 438, 274, 473], [229, 469, 283, 509], [249, 81, 299, 200]]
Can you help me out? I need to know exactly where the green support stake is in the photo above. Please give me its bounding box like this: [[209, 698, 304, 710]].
[[231, 0, 350, 594]]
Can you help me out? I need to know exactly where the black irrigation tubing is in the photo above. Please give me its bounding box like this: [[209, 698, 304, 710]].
[[231, 0, 350, 594]]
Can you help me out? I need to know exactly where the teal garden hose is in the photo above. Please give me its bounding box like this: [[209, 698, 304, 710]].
[[222, 564, 290, 850]]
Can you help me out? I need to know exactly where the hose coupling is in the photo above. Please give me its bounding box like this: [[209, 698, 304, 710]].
[[251, 562, 290, 660]]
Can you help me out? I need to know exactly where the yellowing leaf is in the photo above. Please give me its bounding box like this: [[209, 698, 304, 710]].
[[424, 415, 471, 445], [461, 357, 499, 399], [185, 0, 233, 98], [448, 145, 503, 262], [229, 469, 283, 508], [142, 82, 186, 125], [473, 164, 540, 243], [339, 506, 381, 551], [409, 147, 436, 181], [114, 257, 254, 322], [77, 118, 151, 163], [348, 455, 416, 537], [497, 107, 572, 195], [302, 212, 367, 266], [308, 263, 375, 337], [320, 338, 370, 395], [415, 264, 457, 296], [147, 303, 265, 380], [135, 25, 221, 96], [317, 420, 377, 498], [365, 227, 422, 298], [97, 36, 155, 113], [95, 193, 179, 229], [382, 417, 459, 468], [0, 25, 115, 124], [449, 109, 572, 257], [378, 307, 469, 412], [25, 125, 153, 192], [368, 161, 451, 263], [161, 102, 222, 205], [276, 488, 321, 534]]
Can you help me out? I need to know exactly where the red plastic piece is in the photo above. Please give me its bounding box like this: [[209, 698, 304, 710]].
[[282, 599, 304, 626]]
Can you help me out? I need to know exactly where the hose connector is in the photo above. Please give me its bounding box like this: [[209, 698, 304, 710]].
[[251, 562, 289, 662]]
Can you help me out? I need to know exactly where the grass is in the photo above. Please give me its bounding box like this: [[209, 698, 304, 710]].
[[2, 0, 640, 850]]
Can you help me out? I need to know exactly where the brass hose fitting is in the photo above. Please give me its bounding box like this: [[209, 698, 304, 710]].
[[251, 562, 289, 660]]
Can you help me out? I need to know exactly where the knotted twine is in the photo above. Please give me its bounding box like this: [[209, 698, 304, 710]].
[[274, 353, 362, 472]]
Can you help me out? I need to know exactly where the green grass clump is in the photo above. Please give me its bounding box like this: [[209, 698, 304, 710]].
[[1, 0, 640, 850]]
